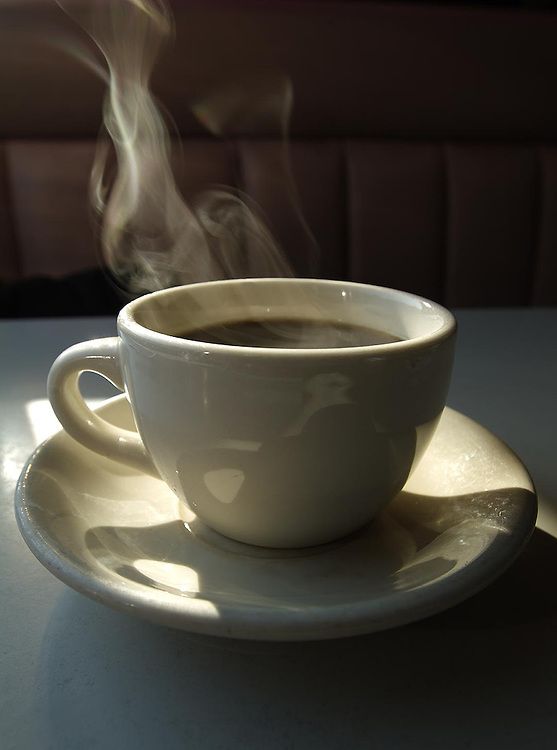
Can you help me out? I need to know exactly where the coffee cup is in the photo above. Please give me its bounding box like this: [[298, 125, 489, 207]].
[[47, 278, 456, 548]]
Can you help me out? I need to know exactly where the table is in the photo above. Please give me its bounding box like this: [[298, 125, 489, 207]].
[[1, 310, 556, 750]]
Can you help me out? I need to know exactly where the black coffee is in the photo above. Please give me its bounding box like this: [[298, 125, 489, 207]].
[[176, 318, 402, 348]]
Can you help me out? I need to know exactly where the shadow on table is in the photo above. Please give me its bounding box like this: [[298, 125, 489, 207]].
[[33, 525, 557, 750]]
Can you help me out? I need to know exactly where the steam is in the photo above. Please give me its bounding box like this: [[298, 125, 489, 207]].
[[193, 73, 320, 275], [58, 0, 295, 292]]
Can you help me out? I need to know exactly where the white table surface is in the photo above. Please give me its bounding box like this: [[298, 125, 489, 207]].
[[1, 309, 556, 750]]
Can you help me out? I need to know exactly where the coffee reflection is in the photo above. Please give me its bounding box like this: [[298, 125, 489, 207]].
[[176, 318, 403, 349]]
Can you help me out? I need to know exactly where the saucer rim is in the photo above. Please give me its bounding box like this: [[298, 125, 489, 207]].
[[15, 396, 538, 641]]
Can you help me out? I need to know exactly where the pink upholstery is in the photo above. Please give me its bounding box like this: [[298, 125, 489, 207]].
[[1, 1, 556, 305]]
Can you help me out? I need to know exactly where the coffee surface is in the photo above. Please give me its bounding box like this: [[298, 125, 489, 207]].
[[176, 318, 402, 348]]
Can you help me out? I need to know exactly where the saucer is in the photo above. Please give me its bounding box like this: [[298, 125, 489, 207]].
[[15, 396, 537, 641]]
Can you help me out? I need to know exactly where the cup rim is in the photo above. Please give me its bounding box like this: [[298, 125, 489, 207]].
[[118, 278, 456, 358]]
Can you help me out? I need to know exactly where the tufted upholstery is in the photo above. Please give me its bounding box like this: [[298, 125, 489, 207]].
[[1, 1, 557, 306]]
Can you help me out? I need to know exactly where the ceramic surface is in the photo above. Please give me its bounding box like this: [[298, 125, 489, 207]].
[[47, 278, 456, 547], [15, 396, 536, 641]]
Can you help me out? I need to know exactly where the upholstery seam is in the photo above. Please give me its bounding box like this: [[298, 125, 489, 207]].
[[529, 146, 543, 305], [343, 138, 351, 282], [0, 142, 22, 278], [441, 142, 450, 306]]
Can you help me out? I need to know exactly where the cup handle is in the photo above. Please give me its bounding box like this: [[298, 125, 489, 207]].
[[47, 337, 157, 475]]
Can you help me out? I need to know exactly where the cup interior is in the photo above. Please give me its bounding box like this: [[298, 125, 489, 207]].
[[122, 278, 454, 350]]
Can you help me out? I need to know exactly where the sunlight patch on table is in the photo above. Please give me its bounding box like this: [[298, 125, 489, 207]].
[[25, 398, 105, 444]]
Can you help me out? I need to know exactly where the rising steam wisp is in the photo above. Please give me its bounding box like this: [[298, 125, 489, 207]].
[[59, 0, 294, 293]]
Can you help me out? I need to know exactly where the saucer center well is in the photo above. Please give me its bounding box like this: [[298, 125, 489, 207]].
[[179, 507, 375, 560]]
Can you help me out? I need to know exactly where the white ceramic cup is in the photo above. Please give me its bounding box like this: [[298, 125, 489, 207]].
[[48, 278, 456, 548]]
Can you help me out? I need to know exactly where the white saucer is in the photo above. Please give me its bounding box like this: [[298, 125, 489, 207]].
[[16, 396, 537, 641]]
